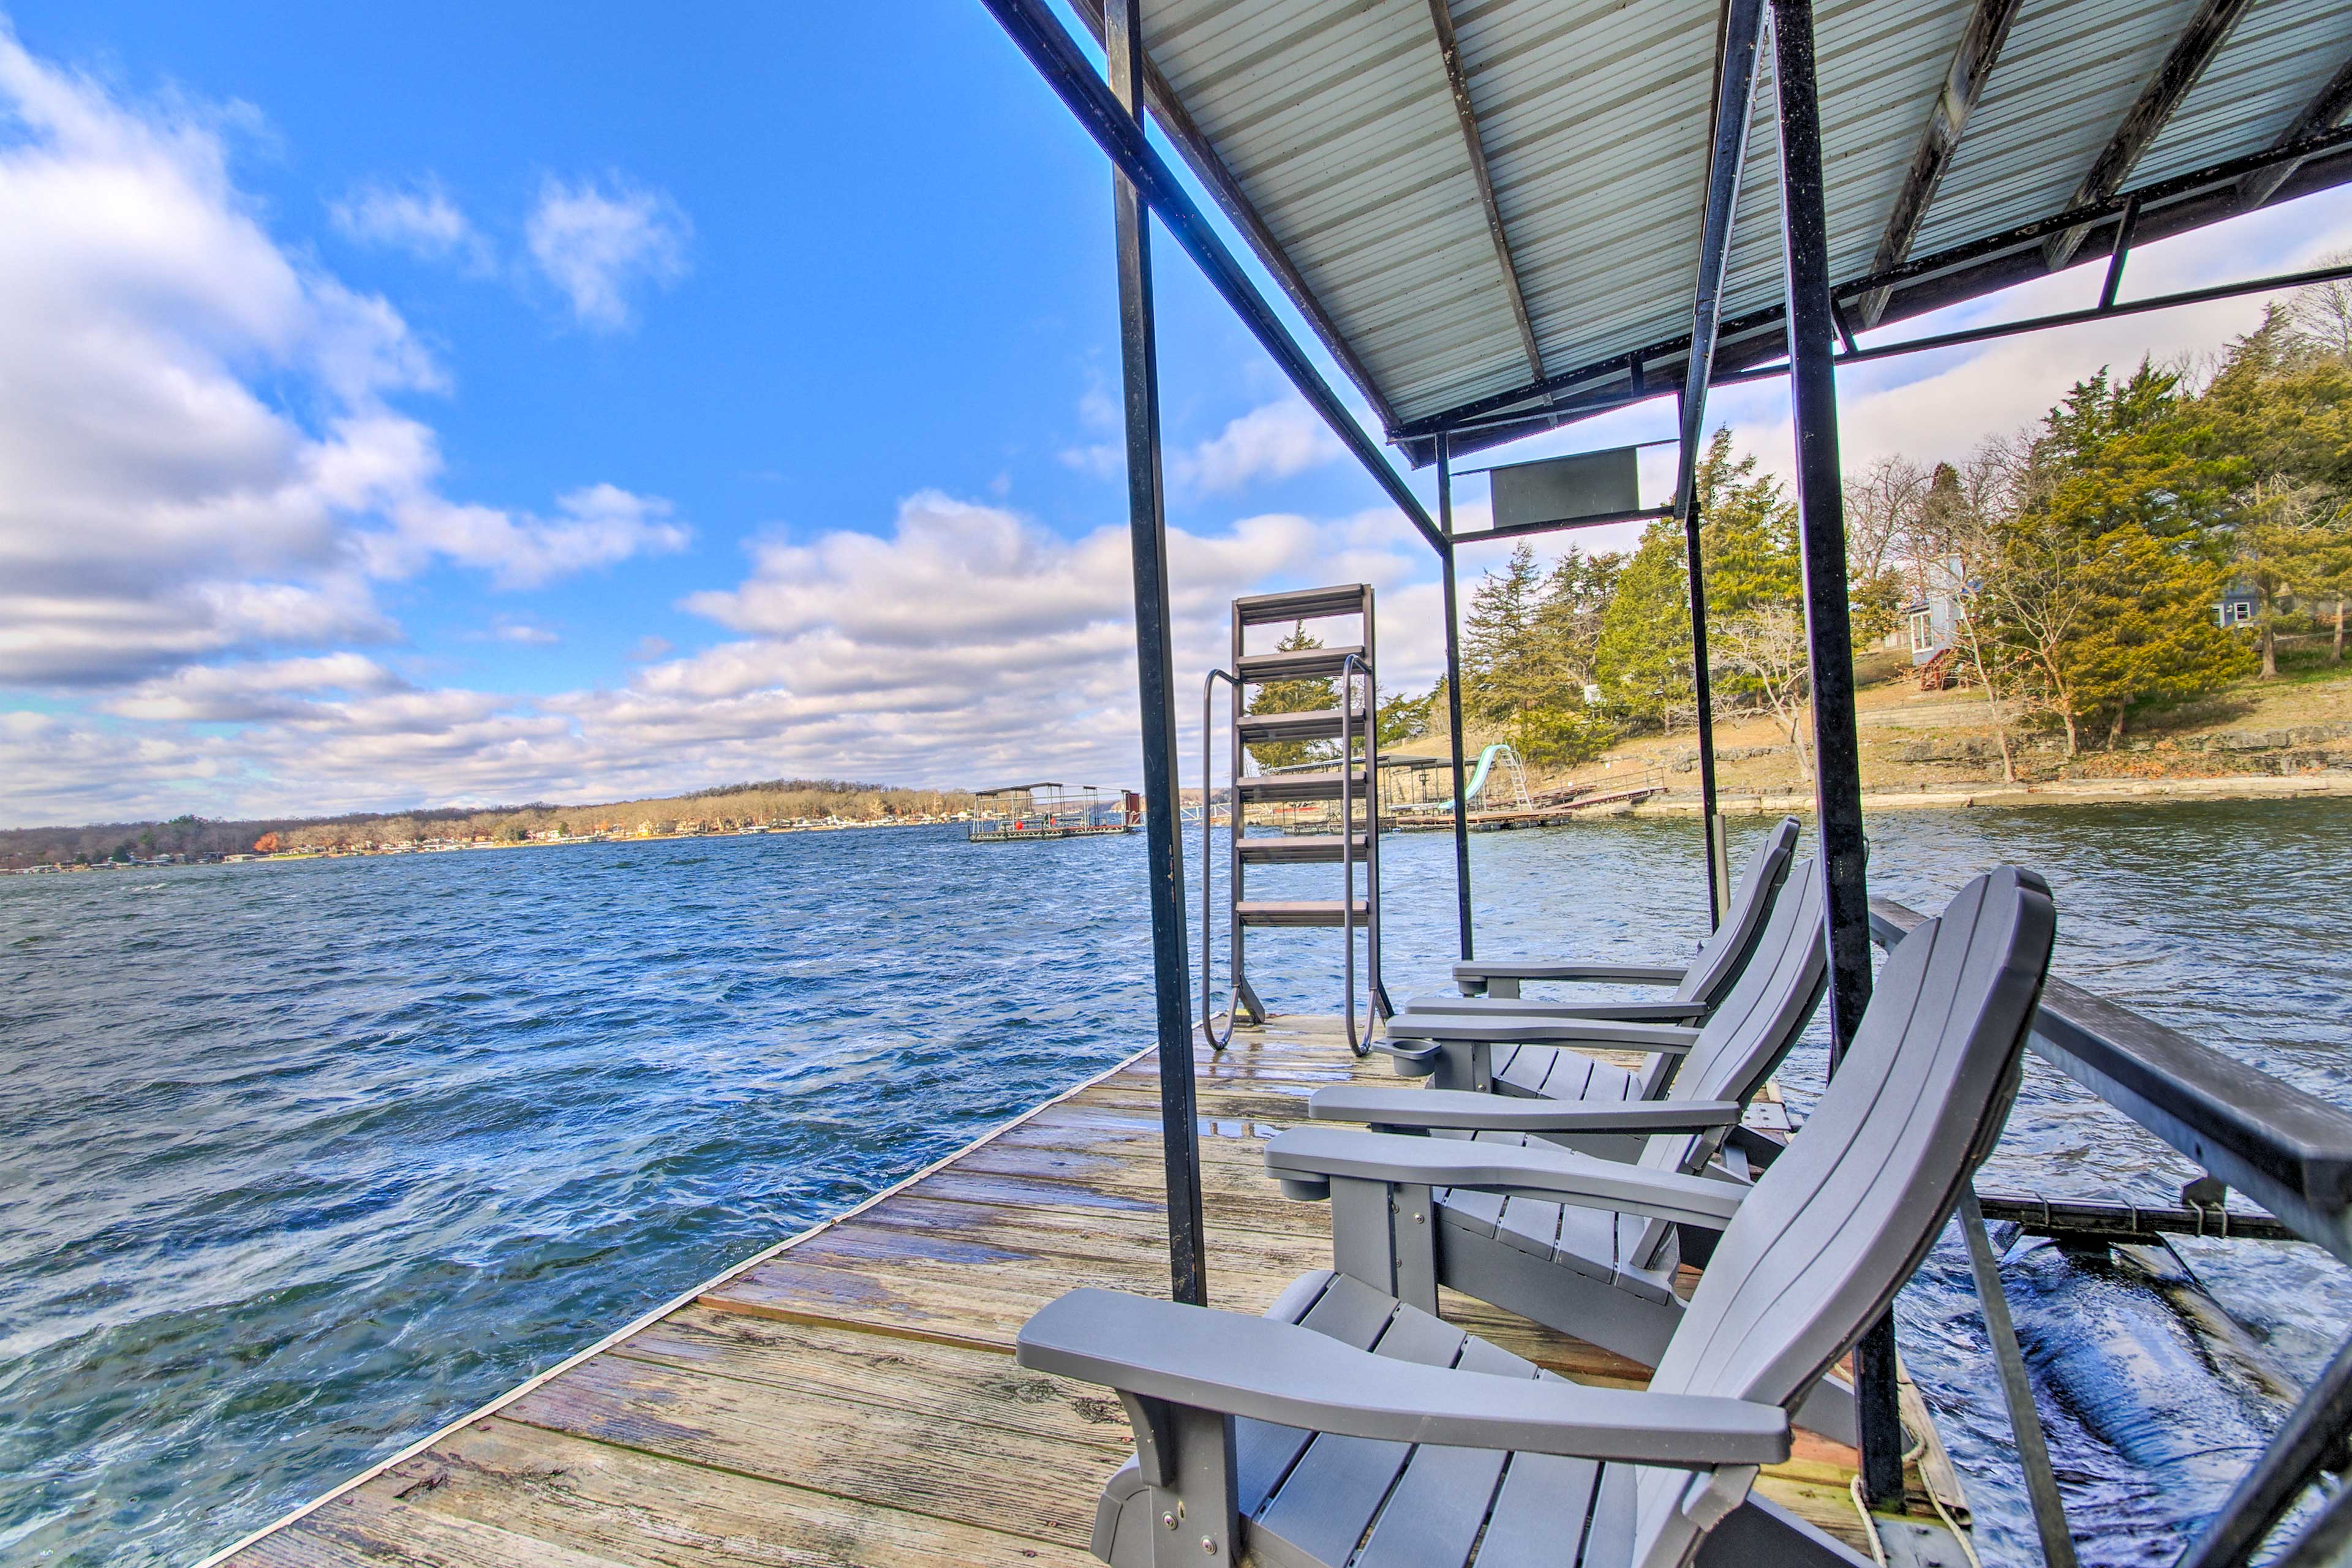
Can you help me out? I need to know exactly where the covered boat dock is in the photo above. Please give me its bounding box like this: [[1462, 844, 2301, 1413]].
[[206, 0, 2352, 1564]]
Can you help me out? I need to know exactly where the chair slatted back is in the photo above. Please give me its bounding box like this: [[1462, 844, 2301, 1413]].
[[1670, 818, 1801, 1007], [1630, 867, 2055, 1568], [1624, 865, 1828, 1265]]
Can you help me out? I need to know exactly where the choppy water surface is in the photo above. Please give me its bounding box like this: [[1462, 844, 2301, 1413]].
[[2, 802, 2348, 1565]]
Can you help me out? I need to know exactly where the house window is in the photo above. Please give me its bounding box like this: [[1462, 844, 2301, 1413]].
[[2217, 600, 2253, 626], [1908, 609, 1934, 652]]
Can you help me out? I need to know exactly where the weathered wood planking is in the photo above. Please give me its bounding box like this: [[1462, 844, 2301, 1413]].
[[211, 1017, 1952, 1566]]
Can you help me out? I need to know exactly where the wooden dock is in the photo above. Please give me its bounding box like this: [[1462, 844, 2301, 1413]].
[[208, 1017, 1962, 1567]]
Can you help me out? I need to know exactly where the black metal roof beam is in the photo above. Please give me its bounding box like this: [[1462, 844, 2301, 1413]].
[[1793, 254, 2352, 374], [1443, 249, 2352, 459], [1395, 119, 2352, 454], [983, 0, 1447, 555], [2236, 53, 2352, 207], [1450, 504, 1675, 547], [1063, 0, 1404, 435], [1427, 0, 1544, 383], [2043, 0, 2253, 271], [1673, 0, 1767, 514], [1856, 0, 2025, 327]]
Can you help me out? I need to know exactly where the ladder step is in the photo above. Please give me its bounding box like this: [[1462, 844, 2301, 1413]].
[[1234, 584, 1369, 627], [1237, 899, 1371, 927], [1237, 834, 1370, 864], [1236, 709, 1360, 744], [1235, 644, 1366, 684], [1235, 768, 1374, 803]]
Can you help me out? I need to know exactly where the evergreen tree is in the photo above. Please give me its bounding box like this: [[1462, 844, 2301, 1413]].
[[2187, 310, 2352, 675], [1983, 366, 2249, 750], [1244, 621, 1338, 768], [1594, 518, 1694, 730], [1376, 687, 1434, 748], [1462, 541, 1547, 727], [1457, 541, 1618, 764], [1693, 429, 1803, 616], [1533, 549, 1621, 694]]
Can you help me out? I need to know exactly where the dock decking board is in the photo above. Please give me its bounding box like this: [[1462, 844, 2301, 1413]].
[[212, 1018, 1951, 1567]]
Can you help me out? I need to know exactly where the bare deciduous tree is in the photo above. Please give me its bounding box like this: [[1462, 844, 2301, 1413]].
[[1714, 608, 1814, 785]]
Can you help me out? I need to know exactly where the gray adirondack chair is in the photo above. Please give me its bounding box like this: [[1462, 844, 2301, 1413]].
[[1410, 817, 1800, 1026], [1294, 870, 1841, 1436], [1371, 865, 1826, 1151], [1016, 866, 2054, 1568]]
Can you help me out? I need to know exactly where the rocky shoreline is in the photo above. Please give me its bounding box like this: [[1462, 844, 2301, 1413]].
[[1627, 769, 2352, 817]]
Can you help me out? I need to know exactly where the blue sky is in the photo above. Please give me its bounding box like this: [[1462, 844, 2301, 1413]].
[[1, 2, 2347, 826]]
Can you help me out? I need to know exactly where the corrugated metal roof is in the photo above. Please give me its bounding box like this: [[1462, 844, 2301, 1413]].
[[1146, 0, 1532, 423], [1716, 0, 1983, 331], [1910, 0, 2207, 257], [1453, 0, 1721, 393], [1128, 0, 2352, 440], [2133, 0, 2352, 187]]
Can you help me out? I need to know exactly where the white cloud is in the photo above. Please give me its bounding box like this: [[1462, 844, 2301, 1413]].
[[329, 177, 486, 268], [0, 27, 688, 690], [483, 616, 560, 646], [616, 490, 1436, 786], [525, 175, 690, 331], [0, 488, 1445, 823], [370, 483, 690, 589], [1058, 440, 1124, 479], [1172, 396, 1345, 492], [105, 652, 405, 722]]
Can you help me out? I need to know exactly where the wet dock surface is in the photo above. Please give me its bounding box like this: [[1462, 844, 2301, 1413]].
[[214, 1016, 1956, 1566]]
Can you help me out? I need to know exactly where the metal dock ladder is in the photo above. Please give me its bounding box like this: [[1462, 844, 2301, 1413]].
[[1202, 584, 1390, 1053]]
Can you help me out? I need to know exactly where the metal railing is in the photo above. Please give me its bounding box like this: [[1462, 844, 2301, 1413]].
[[1338, 652, 1378, 1057], [1870, 897, 2352, 1568], [1200, 668, 1242, 1050]]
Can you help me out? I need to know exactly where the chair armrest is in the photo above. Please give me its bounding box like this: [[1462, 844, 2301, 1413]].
[[1453, 960, 1688, 986], [1385, 1014, 1703, 1053], [1368, 1036, 1442, 1076], [1403, 995, 1712, 1023], [1308, 1085, 1743, 1134], [1017, 1289, 1789, 1468], [1266, 1127, 1746, 1229]]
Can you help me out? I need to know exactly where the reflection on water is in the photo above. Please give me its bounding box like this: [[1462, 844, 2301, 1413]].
[[1, 801, 2347, 1564]]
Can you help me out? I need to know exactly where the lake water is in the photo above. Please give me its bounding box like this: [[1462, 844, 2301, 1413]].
[[2, 802, 2349, 1566]]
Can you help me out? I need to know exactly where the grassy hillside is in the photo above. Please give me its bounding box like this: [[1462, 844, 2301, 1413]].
[[1393, 643, 2352, 809]]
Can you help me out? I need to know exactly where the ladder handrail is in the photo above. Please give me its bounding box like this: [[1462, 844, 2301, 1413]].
[[1200, 668, 1242, 1050], [1338, 652, 1376, 1057]]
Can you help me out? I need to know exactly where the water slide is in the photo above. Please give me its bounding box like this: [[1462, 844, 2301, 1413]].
[[1434, 744, 1510, 812]]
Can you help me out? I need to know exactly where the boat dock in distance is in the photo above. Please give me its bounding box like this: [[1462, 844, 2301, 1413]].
[[968, 783, 1141, 842]]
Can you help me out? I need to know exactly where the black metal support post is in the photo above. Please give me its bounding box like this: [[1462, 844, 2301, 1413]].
[[1683, 497, 1724, 927], [1107, 0, 1205, 1308], [1770, 0, 1900, 1504], [2099, 194, 2139, 309], [1438, 434, 1474, 961], [1675, 0, 1762, 930], [1958, 1186, 2079, 1568]]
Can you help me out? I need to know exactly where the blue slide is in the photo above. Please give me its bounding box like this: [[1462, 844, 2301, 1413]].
[[1434, 744, 1510, 813]]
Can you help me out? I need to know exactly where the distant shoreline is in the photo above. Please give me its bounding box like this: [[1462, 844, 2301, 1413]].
[[5, 815, 960, 874], [1626, 770, 2352, 817], [20, 774, 2352, 875]]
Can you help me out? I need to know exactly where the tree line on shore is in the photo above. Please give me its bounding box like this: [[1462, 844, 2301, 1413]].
[[1366, 284, 2352, 784], [1, 777, 978, 870]]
